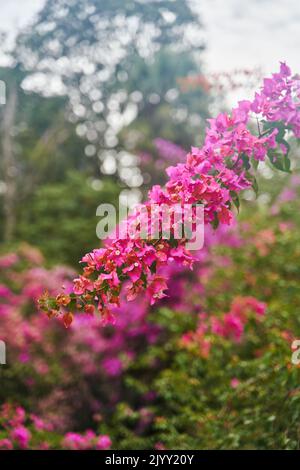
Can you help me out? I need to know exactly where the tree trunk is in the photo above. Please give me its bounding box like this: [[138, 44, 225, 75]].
[[1, 82, 17, 242]]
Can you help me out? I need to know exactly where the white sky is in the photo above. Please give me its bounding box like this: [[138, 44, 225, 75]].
[[1, 0, 45, 37], [199, 0, 300, 75], [1, 0, 300, 76]]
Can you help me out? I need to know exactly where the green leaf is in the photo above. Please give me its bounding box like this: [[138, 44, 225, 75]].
[[268, 150, 291, 173], [262, 120, 286, 142], [245, 172, 259, 196], [211, 215, 219, 230], [230, 191, 240, 213], [252, 158, 259, 171], [283, 155, 291, 172], [241, 153, 251, 170], [281, 139, 291, 157]]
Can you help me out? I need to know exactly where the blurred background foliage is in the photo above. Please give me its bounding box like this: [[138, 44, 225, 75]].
[[0, 0, 209, 252]]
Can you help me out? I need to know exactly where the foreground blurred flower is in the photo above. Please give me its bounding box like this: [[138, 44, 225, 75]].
[[96, 435, 112, 450], [10, 426, 31, 450], [0, 404, 112, 450]]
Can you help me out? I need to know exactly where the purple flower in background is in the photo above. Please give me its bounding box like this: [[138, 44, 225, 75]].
[[278, 188, 296, 203], [154, 138, 186, 163], [102, 357, 123, 377], [10, 426, 31, 449]]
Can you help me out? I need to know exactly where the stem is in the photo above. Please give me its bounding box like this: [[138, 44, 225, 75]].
[[153, 237, 163, 247], [256, 117, 262, 137]]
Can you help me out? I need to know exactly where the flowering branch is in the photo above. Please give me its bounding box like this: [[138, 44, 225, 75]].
[[39, 63, 300, 326]]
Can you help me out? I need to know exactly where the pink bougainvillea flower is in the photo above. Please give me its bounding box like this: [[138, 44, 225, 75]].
[[230, 378, 241, 389], [10, 426, 31, 449], [96, 435, 112, 450], [0, 439, 13, 450]]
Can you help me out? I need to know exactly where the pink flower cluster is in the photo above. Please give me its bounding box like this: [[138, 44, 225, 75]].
[[0, 404, 112, 450], [0, 404, 48, 450], [158, 220, 242, 313], [0, 246, 160, 430], [62, 432, 111, 450], [38, 63, 300, 324], [251, 62, 300, 137], [181, 296, 267, 357]]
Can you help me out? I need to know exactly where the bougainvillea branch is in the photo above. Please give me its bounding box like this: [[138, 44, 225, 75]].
[[39, 63, 300, 326]]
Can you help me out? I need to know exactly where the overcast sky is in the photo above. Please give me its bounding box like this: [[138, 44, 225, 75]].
[[1, 0, 44, 37], [200, 0, 300, 74], [1, 0, 300, 75]]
